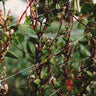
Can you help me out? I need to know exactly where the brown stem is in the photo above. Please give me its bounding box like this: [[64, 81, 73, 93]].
[[79, 77, 96, 95], [39, 88, 41, 96], [71, 13, 92, 33], [67, 47, 74, 62], [48, 20, 63, 51], [68, 15, 74, 43], [56, 45, 69, 56], [35, 10, 38, 28], [39, 17, 44, 31], [36, 2, 47, 12], [52, 81, 63, 96], [14, 0, 34, 32], [40, 64, 52, 85]]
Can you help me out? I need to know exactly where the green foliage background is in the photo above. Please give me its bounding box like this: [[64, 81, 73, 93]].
[[0, 0, 96, 96]]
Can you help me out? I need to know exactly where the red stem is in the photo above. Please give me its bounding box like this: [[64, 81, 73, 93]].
[[18, 0, 34, 24], [71, 13, 92, 33], [48, 20, 63, 51], [35, 10, 38, 28], [68, 15, 73, 43]]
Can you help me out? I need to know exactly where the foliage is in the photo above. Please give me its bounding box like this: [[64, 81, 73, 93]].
[[0, 0, 96, 96]]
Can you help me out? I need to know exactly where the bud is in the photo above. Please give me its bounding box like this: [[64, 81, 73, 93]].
[[31, 7, 36, 12], [93, 71, 96, 76], [71, 39, 74, 42], [42, 45, 45, 50], [4, 84, 8, 91], [83, 94, 85, 96], [74, 41, 78, 46], [91, 85, 94, 88], [35, 44, 38, 49], [56, 59, 58, 62], [30, 75, 35, 79], [3, 66, 6, 70], [48, 40, 50, 42], [53, 77, 56, 82], [90, 34, 92, 38], [7, 46, 9, 50], [50, 76, 54, 82], [45, 36, 48, 39], [45, 0, 48, 7], [93, 58, 96, 63], [57, 13, 61, 19], [62, 11, 65, 15], [69, 42, 72, 46], [51, 37, 53, 40], [30, 70, 32, 74], [1, 76, 3, 79], [10, 29, 14, 34], [5, 31, 9, 35], [78, 67, 81, 72]]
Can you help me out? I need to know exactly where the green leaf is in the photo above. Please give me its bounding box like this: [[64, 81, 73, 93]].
[[78, 19, 88, 29], [10, 24, 18, 31], [24, 16, 31, 25], [34, 28, 42, 33], [14, 33, 24, 44], [80, 45, 90, 58], [55, 81, 60, 87], [92, 29, 96, 38], [6, 50, 19, 59], [86, 71, 93, 77], [20, 87, 28, 92], [44, 85, 49, 89], [94, 83, 96, 94], [49, 0, 53, 4], [16, 33, 24, 42], [28, 36, 39, 44], [26, 41, 35, 57], [86, 85, 91, 92], [41, 69, 48, 79], [41, 55, 47, 64], [33, 79, 40, 86], [30, 82, 38, 88], [81, 3, 93, 15], [42, 49, 49, 55], [56, 4, 60, 10], [44, 22, 51, 26], [73, 79, 82, 88], [48, 12, 53, 17], [7, 16, 14, 21], [26, 42, 33, 54]]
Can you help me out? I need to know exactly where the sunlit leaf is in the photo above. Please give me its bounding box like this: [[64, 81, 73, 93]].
[[56, 4, 60, 10], [86, 71, 93, 77], [33, 79, 40, 86]]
